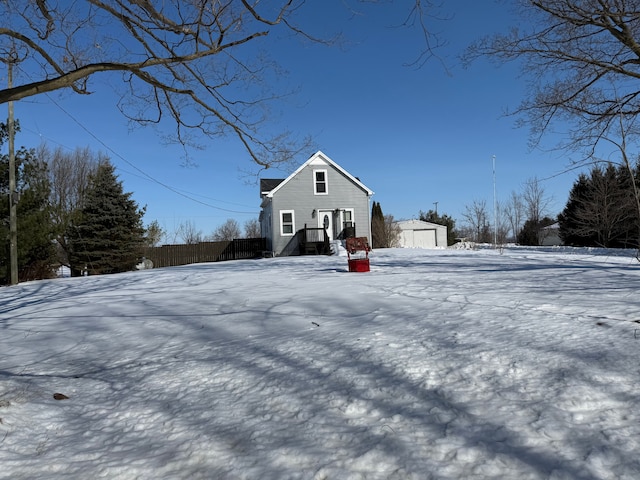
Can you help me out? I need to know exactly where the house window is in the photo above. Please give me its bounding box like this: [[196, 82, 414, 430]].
[[280, 210, 295, 236], [341, 208, 356, 238], [342, 209, 354, 230], [314, 169, 328, 195]]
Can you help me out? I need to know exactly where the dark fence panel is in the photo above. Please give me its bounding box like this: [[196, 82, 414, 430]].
[[143, 238, 266, 268], [231, 237, 268, 260]]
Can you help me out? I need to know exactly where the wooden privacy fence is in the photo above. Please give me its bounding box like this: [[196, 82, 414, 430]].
[[142, 238, 266, 268]]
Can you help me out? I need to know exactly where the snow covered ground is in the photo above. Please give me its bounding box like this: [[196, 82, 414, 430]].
[[1, 246, 639, 479]]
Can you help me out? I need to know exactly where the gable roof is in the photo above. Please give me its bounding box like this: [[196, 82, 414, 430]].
[[264, 151, 374, 198], [395, 219, 447, 230]]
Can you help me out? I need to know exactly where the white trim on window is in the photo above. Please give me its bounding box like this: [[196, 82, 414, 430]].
[[313, 169, 328, 195], [280, 210, 295, 236]]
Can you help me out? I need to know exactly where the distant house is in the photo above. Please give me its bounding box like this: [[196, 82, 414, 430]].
[[540, 222, 563, 246], [259, 151, 374, 256], [395, 219, 448, 249]]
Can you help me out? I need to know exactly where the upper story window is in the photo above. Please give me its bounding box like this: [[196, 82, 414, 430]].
[[314, 169, 328, 195]]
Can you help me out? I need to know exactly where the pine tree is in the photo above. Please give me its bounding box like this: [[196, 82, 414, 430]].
[[16, 153, 57, 280], [0, 125, 56, 283], [67, 161, 145, 275], [558, 173, 593, 247], [370, 202, 401, 248], [615, 162, 640, 249], [517, 216, 555, 246], [558, 163, 637, 248], [371, 201, 385, 248]]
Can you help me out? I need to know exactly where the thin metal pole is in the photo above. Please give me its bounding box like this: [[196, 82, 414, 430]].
[[8, 58, 18, 285], [492, 155, 497, 247]]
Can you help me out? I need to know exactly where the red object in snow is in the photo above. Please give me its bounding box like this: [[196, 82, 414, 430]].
[[346, 237, 371, 272]]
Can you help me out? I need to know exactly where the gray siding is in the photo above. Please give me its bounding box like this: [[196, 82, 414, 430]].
[[260, 202, 273, 251], [269, 162, 371, 255]]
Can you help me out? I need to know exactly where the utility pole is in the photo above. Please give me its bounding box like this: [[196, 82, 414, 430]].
[[6, 53, 18, 285], [433, 201, 438, 216]]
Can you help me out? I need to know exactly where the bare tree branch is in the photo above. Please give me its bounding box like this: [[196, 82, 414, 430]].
[[466, 0, 640, 160], [1, 1, 443, 168]]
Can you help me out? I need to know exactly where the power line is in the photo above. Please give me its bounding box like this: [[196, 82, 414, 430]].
[[16, 64, 259, 216], [25, 123, 258, 213], [42, 94, 258, 214]]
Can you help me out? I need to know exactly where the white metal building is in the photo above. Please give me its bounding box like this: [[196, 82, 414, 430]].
[[396, 220, 448, 249]]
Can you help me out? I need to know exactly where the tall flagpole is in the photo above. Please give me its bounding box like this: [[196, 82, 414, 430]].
[[492, 155, 497, 247]]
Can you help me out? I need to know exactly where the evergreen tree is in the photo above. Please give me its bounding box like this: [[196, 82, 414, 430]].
[[370, 202, 401, 248], [614, 162, 640, 249], [517, 216, 555, 246], [559, 163, 639, 248], [371, 201, 385, 249], [0, 124, 56, 283], [419, 209, 457, 246], [558, 173, 593, 247], [67, 161, 145, 275]]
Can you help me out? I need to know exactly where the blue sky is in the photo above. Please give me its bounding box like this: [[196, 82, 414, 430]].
[[6, 1, 579, 240]]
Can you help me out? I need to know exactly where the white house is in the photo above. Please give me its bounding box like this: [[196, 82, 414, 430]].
[[259, 151, 374, 256], [396, 219, 447, 249]]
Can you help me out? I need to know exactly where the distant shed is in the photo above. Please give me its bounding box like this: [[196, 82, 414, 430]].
[[540, 222, 563, 246], [396, 220, 447, 249]]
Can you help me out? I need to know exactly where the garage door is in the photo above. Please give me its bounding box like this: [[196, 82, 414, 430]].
[[413, 229, 437, 248]]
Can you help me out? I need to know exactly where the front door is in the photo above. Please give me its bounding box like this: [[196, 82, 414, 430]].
[[317, 210, 334, 240]]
